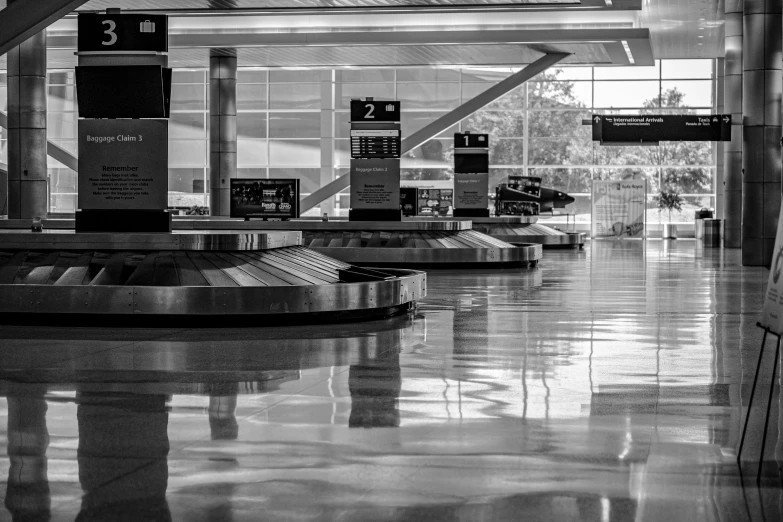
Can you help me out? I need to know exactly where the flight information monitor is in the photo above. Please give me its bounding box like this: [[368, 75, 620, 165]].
[[350, 128, 401, 159]]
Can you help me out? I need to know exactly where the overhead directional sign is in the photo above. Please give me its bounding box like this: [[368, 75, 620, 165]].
[[592, 114, 731, 143]]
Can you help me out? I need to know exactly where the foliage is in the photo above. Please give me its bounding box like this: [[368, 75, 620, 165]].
[[402, 68, 713, 198], [655, 189, 683, 221]]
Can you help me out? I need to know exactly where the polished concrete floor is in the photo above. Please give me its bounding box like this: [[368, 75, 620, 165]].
[[0, 240, 781, 521]]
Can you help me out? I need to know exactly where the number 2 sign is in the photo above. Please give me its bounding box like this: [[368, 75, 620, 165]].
[[350, 100, 401, 123]]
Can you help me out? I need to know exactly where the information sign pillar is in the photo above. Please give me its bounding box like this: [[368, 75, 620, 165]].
[[453, 132, 490, 218], [349, 98, 402, 222], [74, 9, 172, 232]]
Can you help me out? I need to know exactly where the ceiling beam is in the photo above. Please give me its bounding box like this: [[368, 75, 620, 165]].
[[0, 0, 89, 57], [300, 52, 569, 213]]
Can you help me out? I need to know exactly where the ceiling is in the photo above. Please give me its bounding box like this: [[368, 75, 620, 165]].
[[0, 0, 723, 70]]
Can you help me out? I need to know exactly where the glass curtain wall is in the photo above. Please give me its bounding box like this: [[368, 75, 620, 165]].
[[0, 59, 715, 222]]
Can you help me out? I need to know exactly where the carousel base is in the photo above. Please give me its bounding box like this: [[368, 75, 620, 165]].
[[0, 230, 425, 324], [470, 217, 586, 249]]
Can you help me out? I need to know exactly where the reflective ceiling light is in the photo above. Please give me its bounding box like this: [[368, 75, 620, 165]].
[[621, 40, 634, 64], [605, 0, 613, 6]]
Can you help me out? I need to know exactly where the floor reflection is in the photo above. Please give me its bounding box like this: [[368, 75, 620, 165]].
[[0, 241, 779, 520]]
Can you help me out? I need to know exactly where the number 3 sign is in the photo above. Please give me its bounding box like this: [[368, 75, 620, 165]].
[[78, 13, 167, 52]]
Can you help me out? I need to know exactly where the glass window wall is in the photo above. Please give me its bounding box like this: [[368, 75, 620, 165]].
[[16, 60, 716, 223]]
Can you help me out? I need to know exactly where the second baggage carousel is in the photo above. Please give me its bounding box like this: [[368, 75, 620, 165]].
[[469, 216, 586, 248], [171, 219, 542, 267]]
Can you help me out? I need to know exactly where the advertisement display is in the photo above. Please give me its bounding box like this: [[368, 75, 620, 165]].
[[78, 119, 168, 211], [400, 187, 418, 216], [761, 202, 783, 335], [349, 158, 401, 210], [591, 180, 647, 238], [417, 189, 453, 216], [454, 173, 489, 210], [230, 179, 299, 220]]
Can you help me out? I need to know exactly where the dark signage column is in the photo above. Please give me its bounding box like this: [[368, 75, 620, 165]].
[[453, 132, 490, 218], [349, 99, 402, 221], [74, 10, 172, 232]]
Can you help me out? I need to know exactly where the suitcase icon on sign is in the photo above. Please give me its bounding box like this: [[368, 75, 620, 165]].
[[140, 20, 155, 33]]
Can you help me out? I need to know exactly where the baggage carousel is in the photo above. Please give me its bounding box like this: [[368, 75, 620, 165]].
[[469, 216, 585, 248], [0, 230, 425, 324], [174, 219, 541, 267], [0, 218, 542, 267]]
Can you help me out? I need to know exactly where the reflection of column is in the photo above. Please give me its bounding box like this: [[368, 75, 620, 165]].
[[209, 49, 238, 217], [349, 352, 402, 428], [724, 0, 743, 247], [208, 382, 239, 440], [742, 0, 781, 266], [77, 393, 170, 520], [4, 386, 50, 521], [6, 0, 47, 219]]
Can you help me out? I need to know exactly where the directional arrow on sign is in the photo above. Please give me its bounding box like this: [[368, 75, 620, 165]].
[[723, 116, 730, 124], [594, 116, 601, 123]]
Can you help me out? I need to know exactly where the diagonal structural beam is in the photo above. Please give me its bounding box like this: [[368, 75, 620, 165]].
[[0, 0, 89, 57], [0, 110, 79, 171], [300, 52, 569, 213]]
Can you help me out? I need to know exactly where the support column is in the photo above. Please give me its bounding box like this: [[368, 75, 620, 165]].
[[716, 58, 726, 220], [6, 0, 47, 219], [209, 50, 237, 217], [742, 0, 782, 266], [320, 70, 336, 216], [725, 0, 743, 247]]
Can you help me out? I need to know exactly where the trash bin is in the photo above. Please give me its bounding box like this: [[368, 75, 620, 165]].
[[702, 218, 722, 247], [694, 208, 714, 240]]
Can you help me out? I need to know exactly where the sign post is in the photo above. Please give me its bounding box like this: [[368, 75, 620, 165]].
[[453, 132, 490, 218], [349, 98, 402, 221], [75, 8, 172, 232]]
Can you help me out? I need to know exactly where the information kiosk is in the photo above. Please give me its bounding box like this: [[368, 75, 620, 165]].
[[74, 9, 172, 233], [349, 98, 402, 221], [453, 132, 490, 218]]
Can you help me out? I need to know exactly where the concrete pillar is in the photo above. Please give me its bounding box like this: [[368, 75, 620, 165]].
[[742, 0, 782, 266], [716, 58, 726, 220], [6, 0, 47, 219], [320, 70, 336, 216], [209, 50, 237, 217], [725, 1, 744, 247]]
